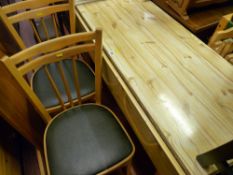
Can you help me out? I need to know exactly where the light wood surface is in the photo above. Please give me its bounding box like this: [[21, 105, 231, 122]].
[[76, 0, 233, 174]]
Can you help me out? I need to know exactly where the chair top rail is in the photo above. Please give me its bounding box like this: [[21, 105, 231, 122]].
[[8, 4, 69, 24], [19, 43, 95, 75], [11, 31, 97, 64], [1, 0, 66, 14]]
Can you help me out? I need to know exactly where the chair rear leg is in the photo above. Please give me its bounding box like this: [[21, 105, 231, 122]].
[[36, 148, 46, 175]]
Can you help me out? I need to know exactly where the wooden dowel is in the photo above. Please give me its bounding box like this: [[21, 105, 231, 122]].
[[36, 149, 46, 175], [56, 61, 73, 107], [94, 29, 103, 104], [41, 17, 50, 40], [69, 0, 75, 34], [72, 58, 82, 104], [19, 44, 95, 75], [221, 42, 233, 57], [30, 20, 42, 43], [52, 14, 59, 37], [44, 65, 65, 110], [216, 42, 225, 55]]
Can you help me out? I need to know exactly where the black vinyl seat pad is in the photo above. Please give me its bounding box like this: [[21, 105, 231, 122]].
[[33, 59, 95, 108], [45, 104, 133, 175]]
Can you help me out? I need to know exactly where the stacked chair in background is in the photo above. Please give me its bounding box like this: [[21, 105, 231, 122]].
[[208, 13, 233, 64], [0, 0, 135, 174], [0, 0, 97, 114]]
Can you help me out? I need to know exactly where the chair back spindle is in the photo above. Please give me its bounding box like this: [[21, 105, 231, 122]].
[[43, 65, 66, 110], [56, 61, 73, 107]]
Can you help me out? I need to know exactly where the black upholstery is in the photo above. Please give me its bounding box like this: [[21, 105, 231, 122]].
[[45, 104, 133, 175], [33, 60, 95, 108]]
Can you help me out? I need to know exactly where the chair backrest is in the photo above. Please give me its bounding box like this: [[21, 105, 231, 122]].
[[0, 0, 75, 50], [209, 27, 233, 62], [0, 29, 102, 124]]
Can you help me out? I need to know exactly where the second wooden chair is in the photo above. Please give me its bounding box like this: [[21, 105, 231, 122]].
[[0, 0, 96, 113]]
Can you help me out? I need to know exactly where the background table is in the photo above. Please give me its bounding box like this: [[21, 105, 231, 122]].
[[152, 0, 233, 37]]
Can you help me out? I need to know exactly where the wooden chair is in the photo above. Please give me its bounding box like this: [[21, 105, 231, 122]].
[[0, 0, 97, 113], [1, 29, 135, 175], [208, 27, 233, 64]]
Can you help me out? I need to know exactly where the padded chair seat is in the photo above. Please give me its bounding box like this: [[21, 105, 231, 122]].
[[45, 104, 133, 175], [33, 59, 95, 108]]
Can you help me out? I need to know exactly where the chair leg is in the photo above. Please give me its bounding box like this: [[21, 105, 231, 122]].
[[36, 148, 46, 175], [126, 161, 136, 175]]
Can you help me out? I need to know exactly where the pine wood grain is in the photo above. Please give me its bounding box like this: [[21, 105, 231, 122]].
[[76, 0, 233, 174]]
